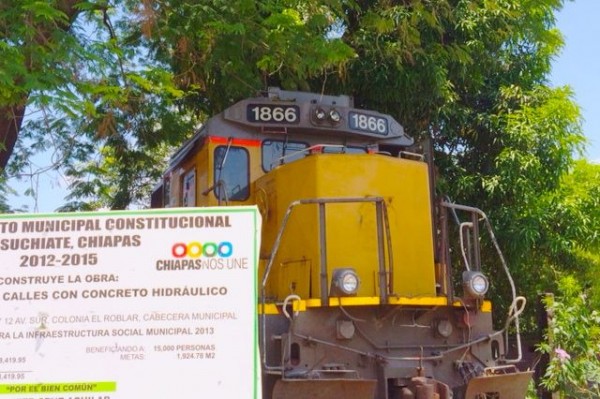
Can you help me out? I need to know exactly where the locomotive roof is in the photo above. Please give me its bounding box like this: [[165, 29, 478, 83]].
[[168, 88, 413, 167]]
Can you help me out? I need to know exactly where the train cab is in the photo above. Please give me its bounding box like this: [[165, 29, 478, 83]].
[[152, 88, 411, 207]]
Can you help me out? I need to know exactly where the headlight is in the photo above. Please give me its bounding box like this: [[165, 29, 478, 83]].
[[329, 109, 341, 123], [314, 107, 326, 121], [463, 270, 489, 298], [330, 268, 360, 296]]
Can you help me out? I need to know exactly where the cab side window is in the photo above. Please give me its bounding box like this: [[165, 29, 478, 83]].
[[181, 169, 196, 207], [214, 146, 249, 201]]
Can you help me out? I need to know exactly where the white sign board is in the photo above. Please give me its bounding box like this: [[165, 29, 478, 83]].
[[0, 207, 261, 398]]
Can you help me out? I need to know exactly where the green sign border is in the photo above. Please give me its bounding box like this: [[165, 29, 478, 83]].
[[0, 206, 260, 399]]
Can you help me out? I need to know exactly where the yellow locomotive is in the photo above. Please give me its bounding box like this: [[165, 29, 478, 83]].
[[151, 88, 532, 398]]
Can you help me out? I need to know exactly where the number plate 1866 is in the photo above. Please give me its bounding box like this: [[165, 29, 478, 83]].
[[349, 111, 389, 135], [247, 104, 300, 124]]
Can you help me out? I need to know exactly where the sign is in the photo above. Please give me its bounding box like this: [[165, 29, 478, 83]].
[[0, 207, 261, 398]]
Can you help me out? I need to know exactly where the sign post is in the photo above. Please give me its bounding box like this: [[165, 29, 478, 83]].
[[0, 207, 260, 398]]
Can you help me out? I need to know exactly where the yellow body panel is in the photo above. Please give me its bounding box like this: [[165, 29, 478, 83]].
[[256, 153, 436, 301]]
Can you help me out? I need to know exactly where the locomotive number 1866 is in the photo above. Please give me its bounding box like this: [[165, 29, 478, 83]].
[[247, 104, 300, 124], [349, 111, 389, 135]]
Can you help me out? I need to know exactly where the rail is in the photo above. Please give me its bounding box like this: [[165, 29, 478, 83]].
[[269, 144, 353, 169], [260, 196, 393, 373], [260, 198, 525, 372], [441, 200, 525, 364]]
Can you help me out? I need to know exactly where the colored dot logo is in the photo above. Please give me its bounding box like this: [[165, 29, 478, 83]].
[[171, 242, 233, 258]]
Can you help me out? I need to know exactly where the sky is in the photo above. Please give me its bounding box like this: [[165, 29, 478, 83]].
[[551, 0, 600, 162], [6, 1, 600, 212]]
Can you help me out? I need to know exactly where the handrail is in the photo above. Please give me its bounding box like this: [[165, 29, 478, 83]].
[[440, 201, 524, 363], [261, 197, 391, 292], [269, 144, 356, 169], [260, 196, 393, 372]]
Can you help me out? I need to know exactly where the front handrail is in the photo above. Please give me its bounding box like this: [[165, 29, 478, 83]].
[[260, 196, 393, 373], [269, 144, 355, 169], [440, 201, 524, 363], [261, 197, 392, 297]]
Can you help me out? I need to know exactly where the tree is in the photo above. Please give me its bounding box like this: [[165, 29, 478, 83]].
[[3, 0, 358, 210], [1, 0, 193, 210], [0, 0, 82, 170], [535, 160, 600, 305], [133, 0, 355, 113]]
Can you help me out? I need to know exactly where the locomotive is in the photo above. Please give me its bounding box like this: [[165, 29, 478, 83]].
[[151, 88, 532, 398]]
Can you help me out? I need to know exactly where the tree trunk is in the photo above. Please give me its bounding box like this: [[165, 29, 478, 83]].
[[0, 104, 26, 171]]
